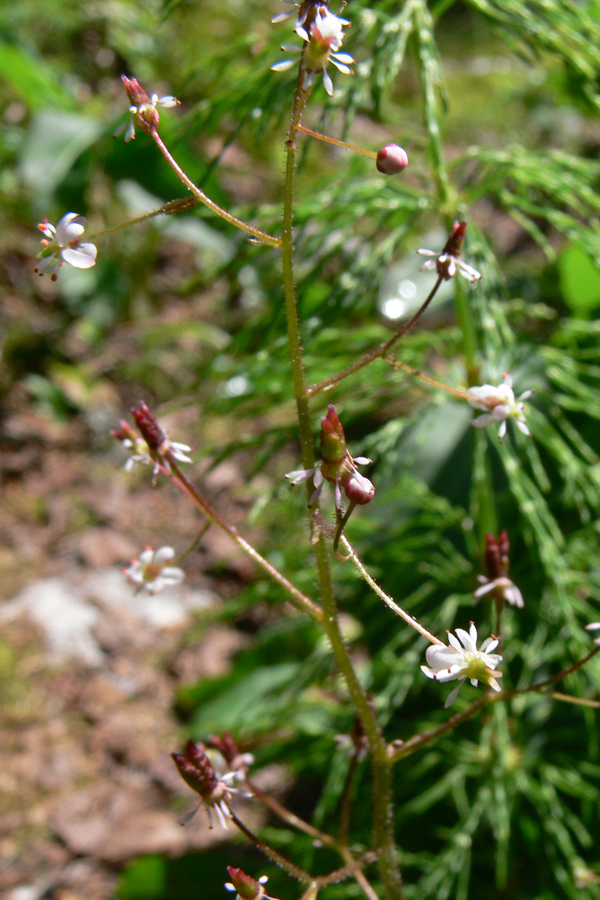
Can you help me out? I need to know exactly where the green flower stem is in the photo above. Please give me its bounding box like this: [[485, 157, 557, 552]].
[[342, 537, 444, 646], [389, 694, 490, 763], [228, 810, 313, 883], [150, 128, 281, 248], [308, 276, 444, 397], [167, 460, 322, 621], [282, 72, 404, 900], [297, 123, 378, 159], [86, 198, 198, 242], [383, 353, 473, 401]]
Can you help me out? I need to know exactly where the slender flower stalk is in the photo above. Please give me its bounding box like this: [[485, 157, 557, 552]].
[[341, 536, 444, 646], [115, 75, 280, 247], [308, 275, 444, 397]]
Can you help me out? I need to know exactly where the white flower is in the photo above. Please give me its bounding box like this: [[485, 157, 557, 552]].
[[586, 622, 600, 645], [271, 7, 354, 96], [123, 546, 185, 594], [418, 221, 481, 283], [118, 433, 153, 472], [418, 249, 481, 283], [467, 373, 532, 440], [421, 622, 502, 708], [35, 213, 97, 281], [474, 575, 524, 608], [115, 92, 180, 142]]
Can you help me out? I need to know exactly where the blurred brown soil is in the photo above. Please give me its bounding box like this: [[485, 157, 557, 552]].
[[0, 360, 269, 899]]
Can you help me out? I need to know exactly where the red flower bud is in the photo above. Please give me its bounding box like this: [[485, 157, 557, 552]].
[[320, 405, 346, 464], [121, 75, 151, 108], [344, 470, 375, 505], [226, 868, 262, 900], [443, 221, 467, 258], [171, 742, 218, 797], [484, 531, 510, 580], [131, 401, 166, 451], [376, 144, 409, 175]]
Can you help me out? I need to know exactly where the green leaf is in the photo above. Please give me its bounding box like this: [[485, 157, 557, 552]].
[[20, 110, 104, 198], [559, 243, 600, 318]]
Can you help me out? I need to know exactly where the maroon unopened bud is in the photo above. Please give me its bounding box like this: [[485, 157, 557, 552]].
[[320, 405, 346, 465], [344, 470, 375, 505], [209, 732, 238, 765], [376, 144, 409, 175], [131, 401, 166, 451], [443, 220, 467, 258], [121, 75, 151, 109], [171, 742, 218, 797], [484, 531, 509, 580], [226, 868, 263, 900]]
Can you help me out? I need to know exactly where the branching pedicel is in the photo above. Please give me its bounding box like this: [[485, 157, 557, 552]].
[[32, 1, 600, 897]]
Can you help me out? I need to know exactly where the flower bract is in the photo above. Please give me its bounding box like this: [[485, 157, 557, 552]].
[[421, 622, 502, 707], [35, 213, 97, 281]]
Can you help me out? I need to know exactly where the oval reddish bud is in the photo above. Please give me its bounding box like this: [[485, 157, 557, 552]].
[[344, 470, 375, 505], [376, 144, 409, 175]]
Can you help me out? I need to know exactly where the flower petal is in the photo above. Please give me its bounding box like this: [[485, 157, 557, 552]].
[[61, 243, 98, 269]]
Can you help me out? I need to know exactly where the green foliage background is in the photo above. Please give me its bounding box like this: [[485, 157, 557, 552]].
[[2, 0, 600, 897]]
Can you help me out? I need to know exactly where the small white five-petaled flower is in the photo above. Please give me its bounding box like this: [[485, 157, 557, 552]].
[[421, 622, 502, 708], [123, 546, 185, 594], [272, 6, 354, 96], [115, 91, 180, 142], [467, 373, 532, 440], [35, 213, 97, 281]]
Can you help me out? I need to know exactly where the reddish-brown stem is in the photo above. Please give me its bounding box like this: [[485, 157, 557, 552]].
[[150, 128, 281, 248], [166, 460, 322, 621], [228, 810, 313, 883], [308, 276, 444, 396], [247, 779, 337, 848], [297, 123, 377, 158]]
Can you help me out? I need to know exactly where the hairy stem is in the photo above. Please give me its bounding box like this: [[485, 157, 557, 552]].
[[342, 537, 444, 646], [150, 128, 281, 248], [282, 70, 405, 900], [297, 123, 378, 159], [308, 276, 444, 397], [167, 460, 322, 621]]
